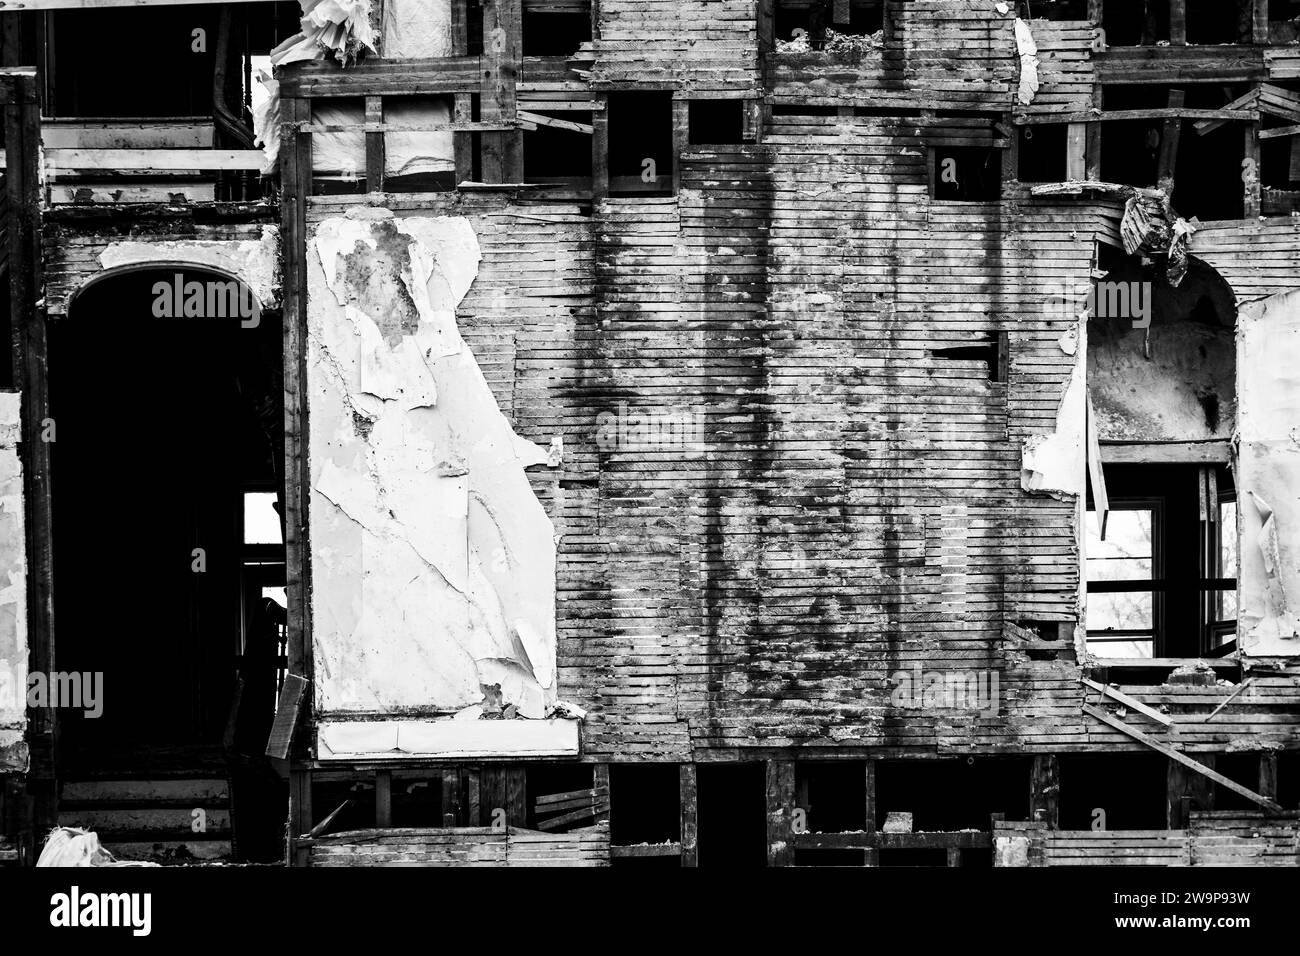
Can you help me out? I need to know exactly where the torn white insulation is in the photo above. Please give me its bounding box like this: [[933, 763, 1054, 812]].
[[1021, 328, 1086, 498], [1014, 18, 1039, 106], [0, 393, 27, 770], [308, 211, 560, 723], [258, 0, 455, 182], [1237, 290, 1300, 653], [271, 0, 376, 68]]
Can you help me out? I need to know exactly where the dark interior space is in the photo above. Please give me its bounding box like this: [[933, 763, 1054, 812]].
[[1102, 0, 1170, 46], [878, 848, 949, 866], [688, 99, 746, 145], [608, 91, 674, 195], [1100, 86, 1248, 220], [1186, 0, 1246, 44], [609, 763, 680, 845], [1036, 0, 1089, 20], [773, 0, 884, 47], [874, 758, 1031, 831], [696, 763, 766, 866], [46, 3, 298, 118], [1213, 752, 1265, 812], [523, 112, 594, 180], [310, 779, 378, 837], [1017, 123, 1067, 183], [524, 763, 594, 829], [50, 267, 284, 761], [931, 146, 1001, 201], [796, 761, 867, 832], [1058, 753, 1168, 829], [522, 7, 592, 55]]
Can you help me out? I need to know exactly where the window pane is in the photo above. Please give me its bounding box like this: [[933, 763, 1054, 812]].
[[1214, 587, 1237, 622], [244, 492, 282, 545], [1086, 508, 1154, 585], [1087, 590, 1153, 632], [1086, 638, 1153, 658], [1219, 499, 1237, 578]]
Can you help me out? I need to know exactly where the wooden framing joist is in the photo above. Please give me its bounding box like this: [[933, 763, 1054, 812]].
[[1082, 704, 1284, 814], [44, 148, 265, 172], [1017, 108, 1258, 125]]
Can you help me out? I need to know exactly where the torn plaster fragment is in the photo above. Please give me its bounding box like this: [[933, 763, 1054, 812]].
[[1014, 19, 1040, 106], [1021, 342, 1085, 497], [97, 227, 281, 311], [308, 212, 559, 723]]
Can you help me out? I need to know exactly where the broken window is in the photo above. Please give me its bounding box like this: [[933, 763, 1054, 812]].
[[930, 146, 1002, 202], [688, 99, 746, 146], [609, 764, 680, 864], [1086, 465, 1238, 658], [695, 763, 766, 867], [522, 109, 593, 183], [1085, 502, 1161, 658], [522, 0, 592, 55], [607, 91, 674, 196], [772, 0, 884, 52], [1017, 124, 1068, 183]]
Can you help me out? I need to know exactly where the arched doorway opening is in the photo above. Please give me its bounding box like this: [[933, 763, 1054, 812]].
[[1084, 252, 1239, 661], [48, 264, 286, 861]]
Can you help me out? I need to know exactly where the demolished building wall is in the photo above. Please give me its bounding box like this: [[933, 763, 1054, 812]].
[[0, 393, 27, 772]]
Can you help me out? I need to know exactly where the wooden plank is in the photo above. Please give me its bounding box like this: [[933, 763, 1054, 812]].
[[1203, 677, 1255, 723], [6, 0, 276, 7], [1080, 677, 1174, 726], [680, 763, 698, 867], [1082, 705, 1284, 813], [516, 110, 593, 134], [1018, 108, 1257, 125], [265, 673, 308, 759], [591, 93, 609, 200], [44, 148, 265, 171], [534, 801, 610, 830], [611, 842, 681, 858], [1099, 440, 1231, 464]]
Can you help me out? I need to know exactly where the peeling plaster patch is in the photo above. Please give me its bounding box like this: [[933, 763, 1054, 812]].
[[0, 392, 27, 770], [1014, 19, 1040, 106], [308, 212, 558, 720], [97, 226, 282, 310], [1238, 290, 1300, 653], [1021, 335, 1085, 497]]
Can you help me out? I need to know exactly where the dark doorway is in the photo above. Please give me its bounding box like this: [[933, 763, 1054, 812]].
[[696, 763, 766, 867], [48, 265, 286, 862]]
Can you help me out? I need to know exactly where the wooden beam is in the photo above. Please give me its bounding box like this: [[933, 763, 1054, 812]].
[[1083, 704, 1284, 813], [591, 93, 609, 200], [6, 70, 56, 840], [1157, 89, 1185, 193], [516, 110, 593, 134], [864, 759, 878, 866], [375, 770, 392, 827], [364, 96, 385, 192], [481, 0, 522, 182], [442, 768, 463, 826], [766, 760, 796, 867], [679, 763, 698, 867], [1260, 753, 1279, 799], [592, 765, 610, 824], [0, 0, 278, 7], [1169, 0, 1186, 45], [1099, 440, 1231, 464], [1253, 0, 1269, 45], [1018, 108, 1257, 125], [43, 147, 265, 171], [1030, 755, 1060, 829], [1244, 120, 1261, 217]]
